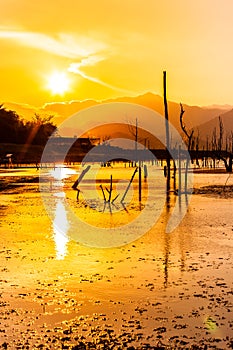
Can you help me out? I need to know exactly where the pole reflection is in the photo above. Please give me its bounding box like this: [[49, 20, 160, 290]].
[[163, 173, 188, 288]]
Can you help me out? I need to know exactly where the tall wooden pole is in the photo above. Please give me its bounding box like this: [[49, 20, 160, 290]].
[[135, 117, 138, 166], [178, 145, 182, 195], [138, 166, 142, 202], [163, 71, 171, 188], [135, 117, 138, 152], [121, 168, 138, 203]]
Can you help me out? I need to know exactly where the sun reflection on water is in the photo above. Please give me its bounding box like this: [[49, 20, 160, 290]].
[[50, 165, 76, 180], [53, 200, 69, 260], [49, 165, 75, 259]]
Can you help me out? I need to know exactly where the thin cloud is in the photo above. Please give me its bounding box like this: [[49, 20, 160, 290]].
[[68, 60, 135, 94], [0, 29, 135, 94], [0, 30, 106, 59]]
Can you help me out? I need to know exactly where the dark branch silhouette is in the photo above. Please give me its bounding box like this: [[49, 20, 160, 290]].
[[179, 103, 194, 152]]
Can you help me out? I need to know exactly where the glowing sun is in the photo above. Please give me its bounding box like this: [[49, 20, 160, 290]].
[[47, 71, 70, 95]]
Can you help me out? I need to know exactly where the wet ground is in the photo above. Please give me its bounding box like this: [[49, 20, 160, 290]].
[[0, 165, 233, 349]]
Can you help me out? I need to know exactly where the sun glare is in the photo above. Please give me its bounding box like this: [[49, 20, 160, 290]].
[[47, 71, 70, 95]]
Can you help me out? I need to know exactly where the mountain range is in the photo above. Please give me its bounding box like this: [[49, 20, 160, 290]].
[[3, 92, 233, 145]]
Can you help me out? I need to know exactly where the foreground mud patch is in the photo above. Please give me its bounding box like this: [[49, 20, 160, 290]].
[[193, 185, 233, 198]]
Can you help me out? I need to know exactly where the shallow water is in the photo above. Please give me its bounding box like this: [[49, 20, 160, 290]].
[[0, 165, 232, 349]]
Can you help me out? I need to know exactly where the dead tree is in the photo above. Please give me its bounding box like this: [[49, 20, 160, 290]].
[[127, 117, 139, 152], [211, 116, 232, 172], [101, 135, 111, 145], [179, 103, 194, 192], [127, 117, 145, 165], [193, 130, 200, 167], [211, 126, 217, 168], [179, 103, 194, 152]]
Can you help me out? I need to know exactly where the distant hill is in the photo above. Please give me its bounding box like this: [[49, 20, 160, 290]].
[[202, 104, 233, 110], [3, 93, 232, 142], [42, 93, 231, 131], [196, 108, 233, 145]]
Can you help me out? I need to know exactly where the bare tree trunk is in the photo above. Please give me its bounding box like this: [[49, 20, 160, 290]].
[[211, 117, 232, 173], [135, 117, 138, 152], [179, 103, 193, 193]]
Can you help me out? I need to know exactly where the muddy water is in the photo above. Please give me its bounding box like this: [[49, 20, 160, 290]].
[[0, 165, 232, 349]]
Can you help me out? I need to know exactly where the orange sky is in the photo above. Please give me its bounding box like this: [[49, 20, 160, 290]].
[[1, 0, 233, 107]]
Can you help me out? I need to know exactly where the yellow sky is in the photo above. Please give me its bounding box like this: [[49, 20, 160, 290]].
[[1, 0, 233, 107]]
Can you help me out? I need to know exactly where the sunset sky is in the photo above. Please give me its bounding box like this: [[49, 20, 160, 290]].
[[1, 0, 233, 108]]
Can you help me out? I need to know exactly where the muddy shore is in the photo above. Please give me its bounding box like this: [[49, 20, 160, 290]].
[[0, 167, 233, 349]]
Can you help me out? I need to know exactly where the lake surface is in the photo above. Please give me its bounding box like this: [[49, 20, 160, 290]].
[[0, 164, 232, 349]]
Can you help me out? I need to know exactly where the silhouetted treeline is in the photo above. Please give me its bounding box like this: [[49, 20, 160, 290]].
[[0, 105, 56, 145]]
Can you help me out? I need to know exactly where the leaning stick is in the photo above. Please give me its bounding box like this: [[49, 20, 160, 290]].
[[121, 167, 138, 203], [112, 193, 119, 204], [100, 184, 106, 201], [72, 165, 91, 190]]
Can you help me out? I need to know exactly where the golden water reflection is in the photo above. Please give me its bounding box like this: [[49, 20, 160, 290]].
[[50, 165, 76, 180], [49, 165, 189, 265], [53, 199, 69, 260], [49, 165, 76, 260]]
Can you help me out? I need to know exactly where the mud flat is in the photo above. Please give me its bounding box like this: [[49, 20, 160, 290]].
[[0, 166, 233, 349]]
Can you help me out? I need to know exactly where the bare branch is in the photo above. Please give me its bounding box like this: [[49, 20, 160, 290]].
[[179, 103, 194, 151]]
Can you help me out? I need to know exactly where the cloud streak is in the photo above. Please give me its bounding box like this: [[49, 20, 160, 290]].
[[0, 29, 135, 94], [67, 59, 134, 94], [0, 30, 106, 59]]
